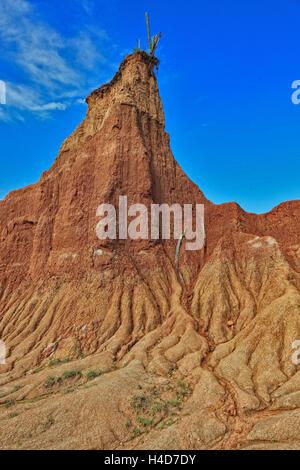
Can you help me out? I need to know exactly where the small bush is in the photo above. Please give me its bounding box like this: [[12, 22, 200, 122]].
[[168, 400, 180, 408], [86, 371, 101, 380], [133, 428, 141, 435], [44, 417, 55, 428], [48, 358, 61, 367], [137, 416, 152, 427], [44, 376, 56, 388], [63, 370, 82, 379], [4, 400, 15, 408], [49, 358, 71, 367]]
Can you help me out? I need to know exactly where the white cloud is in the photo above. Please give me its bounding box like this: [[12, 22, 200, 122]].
[[71, 32, 103, 71], [2, 82, 69, 119], [30, 102, 68, 112], [78, 0, 94, 15], [0, 0, 111, 119], [6, 83, 43, 110], [0, 1, 79, 89]]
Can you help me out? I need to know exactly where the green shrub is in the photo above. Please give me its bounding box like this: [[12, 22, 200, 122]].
[[63, 370, 82, 379], [168, 400, 180, 408], [4, 400, 15, 408], [44, 417, 55, 428], [86, 371, 98, 379], [48, 358, 61, 367], [44, 376, 56, 388], [49, 358, 71, 367]]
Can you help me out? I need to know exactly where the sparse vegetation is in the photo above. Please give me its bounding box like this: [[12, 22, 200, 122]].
[[48, 358, 61, 367], [137, 416, 152, 427], [166, 417, 174, 426], [133, 39, 143, 53], [133, 428, 141, 436], [86, 370, 101, 380], [168, 399, 179, 408], [133, 12, 161, 58], [4, 400, 15, 408], [73, 341, 84, 359], [126, 376, 193, 441], [63, 370, 82, 379], [30, 396, 42, 403], [44, 376, 58, 388], [44, 417, 55, 429], [131, 394, 150, 412], [48, 358, 71, 367], [145, 12, 161, 57]]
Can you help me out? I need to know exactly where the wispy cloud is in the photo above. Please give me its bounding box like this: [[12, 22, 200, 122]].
[[31, 102, 68, 112], [0, 0, 112, 120], [0, 107, 9, 122], [71, 31, 105, 71], [3, 82, 67, 119], [78, 0, 94, 15]]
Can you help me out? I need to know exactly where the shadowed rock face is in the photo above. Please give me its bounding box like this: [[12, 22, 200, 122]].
[[0, 52, 300, 450]]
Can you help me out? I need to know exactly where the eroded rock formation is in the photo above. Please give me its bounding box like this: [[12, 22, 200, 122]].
[[0, 51, 299, 450]]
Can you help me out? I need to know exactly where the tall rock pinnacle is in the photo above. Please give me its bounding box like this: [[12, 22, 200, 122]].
[[60, 52, 165, 157], [0, 52, 300, 451]]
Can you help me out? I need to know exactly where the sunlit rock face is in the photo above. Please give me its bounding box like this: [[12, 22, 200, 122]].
[[0, 52, 300, 450]]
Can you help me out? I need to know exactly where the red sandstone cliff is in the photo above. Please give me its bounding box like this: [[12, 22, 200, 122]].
[[0, 52, 300, 450]]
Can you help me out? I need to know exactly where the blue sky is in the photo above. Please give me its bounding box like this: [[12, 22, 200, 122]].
[[0, 0, 299, 213]]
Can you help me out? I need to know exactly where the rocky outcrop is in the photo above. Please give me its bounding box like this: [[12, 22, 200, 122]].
[[0, 52, 299, 450]]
